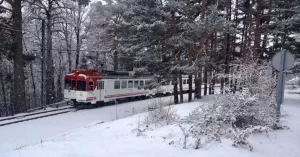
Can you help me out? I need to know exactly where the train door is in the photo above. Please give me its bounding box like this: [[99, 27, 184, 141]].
[[98, 80, 105, 102], [70, 79, 76, 99]]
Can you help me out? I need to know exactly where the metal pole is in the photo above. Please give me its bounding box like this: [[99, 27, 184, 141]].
[[41, 19, 47, 110], [276, 52, 286, 122]]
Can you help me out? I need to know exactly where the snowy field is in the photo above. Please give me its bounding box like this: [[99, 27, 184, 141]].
[[1, 88, 299, 157], [0, 92, 206, 155]]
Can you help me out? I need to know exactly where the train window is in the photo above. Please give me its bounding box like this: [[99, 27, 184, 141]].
[[97, 81, 104, 90], [77, 81, 86, 91], [140, 80, 144, 87], [128, 80, 133, 88], [72, 80, 76, 90], [121, 80, 127, 89], [187, 79, 190, 84], [100, 81, 104, 89], [88, 81, 94, 91], [145, 80, 150, 85], [65, 80, 70, 89], [114, 80, 120, 89], [193, 79, 195, 83], [134, 80, 139, 88], [183, 79, 187, 84]]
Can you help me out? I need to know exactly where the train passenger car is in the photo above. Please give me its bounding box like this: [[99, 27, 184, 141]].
[[64, 69, 157, 106], [64, 69, 195, 107]]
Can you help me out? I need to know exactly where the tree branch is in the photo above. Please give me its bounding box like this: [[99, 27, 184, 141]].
[[0, 5, 12, 12], [4, 0, 12, 5]]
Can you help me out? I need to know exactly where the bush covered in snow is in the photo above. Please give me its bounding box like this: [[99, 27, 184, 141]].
[[133, 98, 179, 136], [144, 98, 179, 127], [178, 94, 274, 150], [135, 62, 278, 151], [176, 62, 277, 150]]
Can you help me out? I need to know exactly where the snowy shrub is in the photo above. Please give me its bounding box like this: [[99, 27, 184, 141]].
[[144, 98, 179, 127], [177, 61, 277, 150], [132, 118, 147, 137], [232, 126, 269, 151], [179, 104, 224, 149], [133, 98, 178, 137], [214, 94, 276, 128], [144, 106, 178, 126]]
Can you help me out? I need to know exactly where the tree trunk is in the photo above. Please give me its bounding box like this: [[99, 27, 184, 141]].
[[204, 67, 208, 95], [173, 77, 178, 104], [209, 34, 214, 95], [199, 70, 202, 98], [58, 54, 63, 102], [212, 71, 215, 95], [195, 71, 202, 99], [261, 0, 273, 60], [194, 75, 199, 99], [221, 77, 224, 95], [12, 0, 26, 113], [188, 74, 193, 102], [240, 13, 246, 58], [30, 63, 37, 108], [75, 3, 82, 69], [254, 0, 262, 59], [209, 69, 214, 95], [179, 74, 183, 103], [46, 12, 54, 105], [233, 0, 239, 58], [57, 77, 61, 103], [234, 66, 239, 94], [188, 44, 193, 102], [195, 0, 206, 98], [224, 32, 230, 88], [224, 0, 231, 88], [247, 1, 253, 58], [113, 51, 118, 71], [65, 23, 72, 73], [0, 73, 8, 116], [242, 0, 251, 60], [208, 68, 212, 95], [75, 26, 80, 68]]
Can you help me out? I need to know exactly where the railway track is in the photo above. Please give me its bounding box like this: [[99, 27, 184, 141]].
[[0, 86, 222, 127], [0, 106, 77, 127]]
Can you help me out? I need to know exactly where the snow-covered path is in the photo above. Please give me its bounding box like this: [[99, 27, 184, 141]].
[[0, 94, 183, 154]]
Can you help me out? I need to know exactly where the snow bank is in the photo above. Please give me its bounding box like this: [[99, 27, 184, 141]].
[[3, 92, 300, 157]]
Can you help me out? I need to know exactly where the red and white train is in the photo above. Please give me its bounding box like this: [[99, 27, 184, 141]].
[[64, 69, 195, 106]]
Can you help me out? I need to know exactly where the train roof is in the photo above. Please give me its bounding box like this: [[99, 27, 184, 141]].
[[102, 75, 153, 79], [66, 69, 152, 80]]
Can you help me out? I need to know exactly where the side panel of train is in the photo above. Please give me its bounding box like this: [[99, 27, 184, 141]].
[[93, 77, 195, 104], [64, 70, 196, 106], [97, 78, 154, 103]]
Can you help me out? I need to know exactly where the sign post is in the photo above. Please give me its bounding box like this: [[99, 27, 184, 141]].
[[272, 51, 295, 122]]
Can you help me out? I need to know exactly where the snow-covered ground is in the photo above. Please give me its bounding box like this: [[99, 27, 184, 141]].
[[1, 87, 299, 157], [0, 93, 195, 155]]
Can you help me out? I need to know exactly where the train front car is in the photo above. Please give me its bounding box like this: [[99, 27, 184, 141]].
[[64, 69, 102, 106]]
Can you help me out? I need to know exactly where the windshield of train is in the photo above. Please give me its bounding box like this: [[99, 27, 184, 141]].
[[65, 79, 70, 89], [77, 81, 86, 91]]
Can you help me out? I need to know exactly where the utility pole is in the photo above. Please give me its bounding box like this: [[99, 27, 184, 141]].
[[41, 19, 47, 110]]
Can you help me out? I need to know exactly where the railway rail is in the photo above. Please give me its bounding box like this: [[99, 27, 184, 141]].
[[0, 106, 76, 127], [0, 85, 221, 127]]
